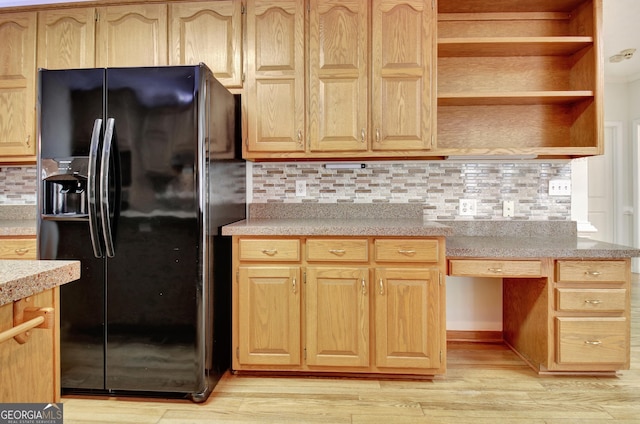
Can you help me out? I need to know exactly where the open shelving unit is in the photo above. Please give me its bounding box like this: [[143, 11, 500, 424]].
[[436, 0, 602, 157]]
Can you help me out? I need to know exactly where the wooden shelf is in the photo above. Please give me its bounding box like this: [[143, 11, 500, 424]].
[[438, 37, 593, 57], [438, 91, 594, 106], [439, 0, 590, 14]]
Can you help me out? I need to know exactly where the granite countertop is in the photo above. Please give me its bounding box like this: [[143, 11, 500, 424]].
[[221, 204, 640, 259], [0, 205, 36, 236], [0, 260, 81, 306]]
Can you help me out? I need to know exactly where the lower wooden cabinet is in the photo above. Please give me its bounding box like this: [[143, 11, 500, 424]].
[[232, 236, 446, 376], [550, 259, 630, 372]]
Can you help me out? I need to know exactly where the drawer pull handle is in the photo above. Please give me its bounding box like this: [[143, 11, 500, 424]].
[[361, 128, 366, 143], [398, 249, 416, 256], [379, 278, 384, 295], [14, 248, 30, 255], [487, 268, 503, 273], [584, 340, 602, 346], [585, 271, 601, 277], [329, 249, 346, 256], [584, 299, 603, 305], [361, 278, 367, 295], [261, 249, 278, 256], [292, 277, 297, 294]]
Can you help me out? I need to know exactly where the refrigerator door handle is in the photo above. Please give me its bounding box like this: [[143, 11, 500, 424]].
[[88, 118, 104, 258], [100, 118, 116, 258]]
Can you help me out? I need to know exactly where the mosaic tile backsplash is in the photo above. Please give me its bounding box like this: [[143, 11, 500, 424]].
[[2, 161, 572, 220], [251, 161, 572, 220], [0, 166, 37, 205]]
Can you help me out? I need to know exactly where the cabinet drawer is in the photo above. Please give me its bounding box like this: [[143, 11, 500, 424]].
[[556, 260, 627, 283], [238, 239, 300, 262], [448, 259, 542, 277], [556, 288, 627, 313], [374, 239, 439, 263], [306, 239, 368, 262], [555, 317, 628, 365], [0, 238, 37, 259]]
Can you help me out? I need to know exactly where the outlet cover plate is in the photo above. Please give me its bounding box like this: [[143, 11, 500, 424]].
[[459, 199, 477, 216], [295, 180, 306, 197], [503, 200, 515, 217]]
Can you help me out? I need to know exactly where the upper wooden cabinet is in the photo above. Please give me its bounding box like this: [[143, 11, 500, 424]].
[[371, 0, 433, 152], [248, 0, 434, 159], [169, 1, 243, 88], [244, 0, 306, 155], [0, 11, 36, 162], [437, 0, 602, 158], [308, 0, 369, 153], [37, 8, 96, 69], [96, 4, 168, 67]]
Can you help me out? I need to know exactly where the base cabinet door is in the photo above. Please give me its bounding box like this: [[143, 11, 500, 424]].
[[374, 267, 441, 369], [305, 267, 370, 368], [236, 266, 301, 367]]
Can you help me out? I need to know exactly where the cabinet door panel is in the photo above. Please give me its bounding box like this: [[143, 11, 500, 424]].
[[371, 0, 433, 151], [0, 12, 36, 159], [375, 267, 441, 369], [37, 8, 96, 69], [237, 266, 301, 366], [306, 266, 369, 367], [246, 0, 305, 153], [169, 1, 242, 87], [309, 0, 368, 152], [96, 4, 167, 67]]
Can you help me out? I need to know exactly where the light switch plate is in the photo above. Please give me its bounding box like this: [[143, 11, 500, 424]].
[[549, 179, 571, 196]]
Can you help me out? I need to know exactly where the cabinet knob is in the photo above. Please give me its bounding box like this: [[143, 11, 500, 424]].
[[379, 278, 384, 295], [292, 277, 297, 294], [297, 130, 303, 146], [361, 278, 367, 295], [375, 128, 381, 143], [361, 128, 366, 143]]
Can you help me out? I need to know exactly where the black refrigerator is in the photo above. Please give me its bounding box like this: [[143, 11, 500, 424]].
[[36, 65, 245, 401]]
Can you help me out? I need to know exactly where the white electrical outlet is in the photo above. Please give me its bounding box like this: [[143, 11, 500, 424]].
[[459, 199, 477, 216], [295, 180, 307, 197], [503, 200, 515, 217], [549, 179, 571, 196]]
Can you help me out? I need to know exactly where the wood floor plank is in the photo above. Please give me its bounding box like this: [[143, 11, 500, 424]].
[[60, 275, 640, 424]]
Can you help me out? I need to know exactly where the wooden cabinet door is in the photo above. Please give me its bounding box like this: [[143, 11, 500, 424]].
[[245, 0, 305, 153], [0, 12, 36, 161], [306, 266, 370, 368], [374, 267, 441, 369], [96, 4, 167, 67], [237, 266, 301, 366], [308, 0, 368, 153], [37, 8, 96, 69], [371, 0, 433, 152], [169, 1, 242, 88]]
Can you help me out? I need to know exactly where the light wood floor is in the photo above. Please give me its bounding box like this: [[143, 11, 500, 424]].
[[62, 275, 640, 424]]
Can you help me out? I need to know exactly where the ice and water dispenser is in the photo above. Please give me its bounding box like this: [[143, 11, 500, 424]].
[[41, 158, 89, 217]]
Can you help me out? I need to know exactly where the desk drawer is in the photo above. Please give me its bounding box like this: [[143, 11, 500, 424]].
[[306, 239, 368, 262], [449, 259, 543, 277], [238, 239, 300, 262], [555, 317, 627, 365], [556, 288, 627, 313], [556, 260, 627, 283], [374, 239, 439, 263], [0, 238, 37, 259]]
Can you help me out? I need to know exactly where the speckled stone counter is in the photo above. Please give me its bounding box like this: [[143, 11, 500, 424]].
[[222, 204, 640, 259], [0, 260, 80, 306], [0, 205, 36, 236]]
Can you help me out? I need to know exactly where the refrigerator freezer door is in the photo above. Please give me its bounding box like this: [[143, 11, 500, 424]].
[[104, 66, 205, 394]]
